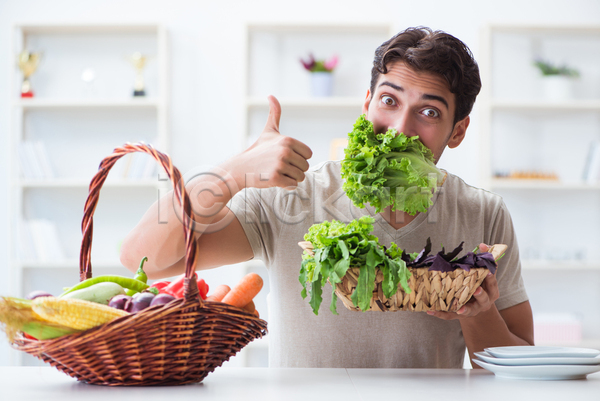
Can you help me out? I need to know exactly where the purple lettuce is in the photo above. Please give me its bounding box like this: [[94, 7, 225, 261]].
[[406, 239, 497, 274]]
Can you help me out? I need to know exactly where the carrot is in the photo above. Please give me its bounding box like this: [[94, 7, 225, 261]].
[[222, 273, 263, 308], [242, 300, 260, 318], [205, 284, 231, 302], [242, 300, 256, 314]]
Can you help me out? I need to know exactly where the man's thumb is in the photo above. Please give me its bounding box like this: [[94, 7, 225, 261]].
[[264, 95, 281, 133]]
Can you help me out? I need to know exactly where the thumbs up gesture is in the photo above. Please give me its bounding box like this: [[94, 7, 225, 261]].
[[237, 95, 313, 189]]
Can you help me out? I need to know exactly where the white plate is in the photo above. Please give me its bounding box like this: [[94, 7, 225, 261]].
[[484, 346, 600, 359], [473, 359, 600, 380], [475, 351, 600, 366]]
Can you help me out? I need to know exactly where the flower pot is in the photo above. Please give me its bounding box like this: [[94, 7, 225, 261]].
[[541, 75, 574, 100], [310, 72, 333, 97]]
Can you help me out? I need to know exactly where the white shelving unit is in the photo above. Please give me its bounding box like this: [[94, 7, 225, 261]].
[[8, 23, 169, 366], [480, 24, 600, 348], [243, 23, 394, 164]]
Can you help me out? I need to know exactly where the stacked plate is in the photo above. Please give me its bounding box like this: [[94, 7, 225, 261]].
[[473, 346, 600, 380]]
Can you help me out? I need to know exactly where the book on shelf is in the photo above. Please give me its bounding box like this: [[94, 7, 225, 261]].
[[109, 148, 158, 181], [20, 219, 65, 263], [582, 140, 600, 184], [18, 140, 54, 180]]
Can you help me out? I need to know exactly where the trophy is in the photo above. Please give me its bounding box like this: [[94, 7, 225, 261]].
[[18, 51, 42, 98], [128, 52, 147, 97], [81, 68, 97, 98]]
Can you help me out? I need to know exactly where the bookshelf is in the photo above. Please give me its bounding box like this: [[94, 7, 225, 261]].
[[479, 24, 600, 349], [243, 23, 394, 164], [8, 23, 169, 366]]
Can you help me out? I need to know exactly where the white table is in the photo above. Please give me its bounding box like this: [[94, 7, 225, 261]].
[[1, 366, 599, 401]]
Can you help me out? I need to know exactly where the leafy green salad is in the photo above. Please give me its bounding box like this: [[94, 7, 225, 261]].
[[341, 114, 444, 215], [299, 216, 412, 315]]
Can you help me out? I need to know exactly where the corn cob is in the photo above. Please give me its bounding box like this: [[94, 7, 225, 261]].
[[31, 297, 129, 331], [1, 296, 79, 341]]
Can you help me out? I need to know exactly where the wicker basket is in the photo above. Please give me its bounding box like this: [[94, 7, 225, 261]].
[[12, 143, 267, 386], [298, 241, 506, 313]]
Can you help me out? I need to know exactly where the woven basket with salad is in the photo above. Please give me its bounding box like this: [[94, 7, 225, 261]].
[[298, 115, 506, 315]]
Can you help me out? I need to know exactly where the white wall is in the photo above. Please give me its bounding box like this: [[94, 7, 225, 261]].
[[1, 0, 600, 366]]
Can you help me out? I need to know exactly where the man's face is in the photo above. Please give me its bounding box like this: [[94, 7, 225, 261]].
[[362, 61, 469, 163]]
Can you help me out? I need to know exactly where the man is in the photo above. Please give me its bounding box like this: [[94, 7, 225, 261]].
[[120, 26, 534, 368]]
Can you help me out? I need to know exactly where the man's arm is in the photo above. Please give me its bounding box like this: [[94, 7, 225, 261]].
[[120, 95, 312, 279], [457, 285, 534, 365]]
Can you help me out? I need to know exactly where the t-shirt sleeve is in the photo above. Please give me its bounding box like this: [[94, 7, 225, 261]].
[[488, 200, 529, 311], [227, 186, 278, 266]]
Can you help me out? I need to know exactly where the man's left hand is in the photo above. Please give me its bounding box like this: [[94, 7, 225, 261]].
[[426, 243, 499, 320]]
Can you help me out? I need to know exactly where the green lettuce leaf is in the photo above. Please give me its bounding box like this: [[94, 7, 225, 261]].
[[341, 114, 444, 215], [299, 216, 412, 315]]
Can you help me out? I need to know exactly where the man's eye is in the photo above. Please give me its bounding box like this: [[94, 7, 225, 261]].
[[422, 108, 439, 118], [381, 96, 396, 106]]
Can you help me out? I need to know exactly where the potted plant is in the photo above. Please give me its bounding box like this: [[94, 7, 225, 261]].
[[533, 58, 580, 100], [300, 53, 339, 97]]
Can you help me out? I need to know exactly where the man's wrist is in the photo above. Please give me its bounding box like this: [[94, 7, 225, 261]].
[[219, 157, 248, 192]]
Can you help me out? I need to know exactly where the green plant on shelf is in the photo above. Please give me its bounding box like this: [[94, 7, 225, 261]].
[[533, 58, 580, 78]]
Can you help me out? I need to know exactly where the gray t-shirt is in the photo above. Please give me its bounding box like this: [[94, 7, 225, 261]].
[[228, 161, 528, 368]]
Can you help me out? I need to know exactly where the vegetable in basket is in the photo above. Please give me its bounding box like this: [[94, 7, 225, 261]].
[[0, 296, 129, 341], [221, 273, 263, 317], [299, 216, 412, 315], [150, 274, 209, 300], [59, 274, 149, 298], [0, 296, 80, 341], [299, 217, 503, 315], [61, 282, 126, 305], [206, 284, 231, 302], [340, 114, 444, 215], [125, 256, 149, 296]]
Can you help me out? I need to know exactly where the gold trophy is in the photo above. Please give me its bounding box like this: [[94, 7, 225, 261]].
[[128, 52, 147, 97], [18, 51, 42, 98]]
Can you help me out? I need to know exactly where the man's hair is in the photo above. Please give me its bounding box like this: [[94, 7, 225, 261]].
[[370, 26, 481, 125]]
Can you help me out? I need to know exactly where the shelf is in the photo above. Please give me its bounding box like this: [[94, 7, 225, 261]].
[[522, 260, 600, 270], [246, 96, 365, 109], [13, 98, 162, 110], [490, 99, 600, 112], [486, 24, 600, 35], [247, 23, 391, 35], [18, 178, 163, 189], [17, 23, 162, 35], [490, 179, 600, 190]]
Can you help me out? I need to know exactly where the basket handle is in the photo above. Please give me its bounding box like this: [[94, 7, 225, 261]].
[[79, 142, 200, 302]]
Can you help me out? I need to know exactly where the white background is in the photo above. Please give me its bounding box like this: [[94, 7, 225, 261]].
[[1, 0, 600, 366]]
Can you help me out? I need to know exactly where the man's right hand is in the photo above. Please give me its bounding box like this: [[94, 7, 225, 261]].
[[231, 95, 313, 189], [121, 96, 312, 277]]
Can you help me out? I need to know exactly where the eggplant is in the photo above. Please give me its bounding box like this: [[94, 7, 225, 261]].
[[127, 292, 155, 313], [108, 294, 132, 310], [149, 293, 176, 307], [26, 290, 53, 300]]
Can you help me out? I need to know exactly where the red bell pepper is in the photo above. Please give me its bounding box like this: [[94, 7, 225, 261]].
[[149, 280, 171, 293], [162, 273, 198, 298], [197, 278, 209, 300], [23, 333, 38, 341], [151, 274, 208, 299]]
